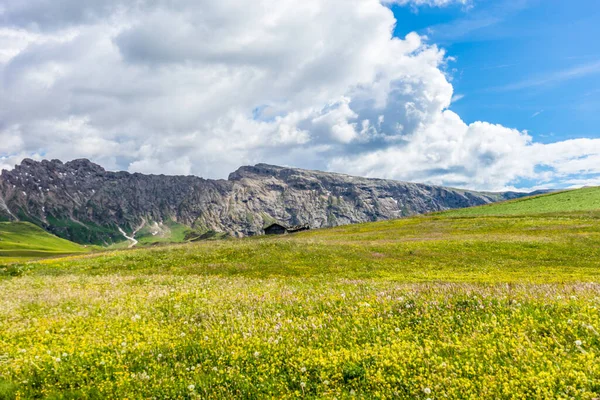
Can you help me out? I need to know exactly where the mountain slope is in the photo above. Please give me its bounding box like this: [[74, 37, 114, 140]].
[[441, 187, 600, 217], [0, 159, 535, 245], [0, 222, 90, 262]]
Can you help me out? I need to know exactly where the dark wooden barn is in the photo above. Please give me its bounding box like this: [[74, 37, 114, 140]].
[[264, 223, 310, 235], [264, 223, 288, 235]]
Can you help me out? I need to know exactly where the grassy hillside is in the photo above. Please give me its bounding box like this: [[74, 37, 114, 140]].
[[21, 214, 600, 283], [136, 221, 194, 246], [0, 222, 91, 263], [108, 221, 219, 250], [1, 210, 600, 398], [442, 186, 600, 217]]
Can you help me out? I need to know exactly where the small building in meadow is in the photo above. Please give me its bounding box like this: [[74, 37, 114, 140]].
[[264, 223, 310, 235], [264, 223, 288, 235]]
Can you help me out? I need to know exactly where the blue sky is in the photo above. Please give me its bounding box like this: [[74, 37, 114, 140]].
[[391, 0, 600, 144]]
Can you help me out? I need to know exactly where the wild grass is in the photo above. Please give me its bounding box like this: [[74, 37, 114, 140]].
[[26, 212, 600, 283], [2, 276, 599, 399], [1, 190, 600, 398]]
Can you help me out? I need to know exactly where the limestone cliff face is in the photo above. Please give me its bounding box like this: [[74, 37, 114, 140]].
[[0, 159, 528, 244]]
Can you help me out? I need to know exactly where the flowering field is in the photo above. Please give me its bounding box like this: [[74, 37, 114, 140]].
[[1, 211, 600, 398]]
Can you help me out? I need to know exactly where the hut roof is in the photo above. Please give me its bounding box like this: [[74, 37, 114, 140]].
[[264, 223, 287, 230]]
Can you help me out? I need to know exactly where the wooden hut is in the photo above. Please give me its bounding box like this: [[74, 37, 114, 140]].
[[264, 223, 288, 235], [264, 223, 310, 235]]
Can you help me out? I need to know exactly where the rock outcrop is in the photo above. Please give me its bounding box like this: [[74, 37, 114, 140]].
[[0, 159, 530, 244]]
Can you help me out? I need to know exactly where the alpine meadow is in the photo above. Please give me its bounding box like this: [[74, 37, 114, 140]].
[[2, 0, 600, 398], [1, 189, 600, 398]]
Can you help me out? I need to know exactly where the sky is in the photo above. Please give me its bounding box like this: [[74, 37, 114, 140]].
[[0, 0, 599, 191]]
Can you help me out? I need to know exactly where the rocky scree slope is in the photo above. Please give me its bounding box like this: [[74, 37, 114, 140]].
[[0, 159, 528, 245]]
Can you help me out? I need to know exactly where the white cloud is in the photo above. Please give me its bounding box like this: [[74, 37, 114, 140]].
[[496, 61, 600, 92], [451, 93, 465, 103], [329, 112, 537, 191], [531, 110, 543, 118], [383, 0, 470, 6], [0, 0, 599, 190]]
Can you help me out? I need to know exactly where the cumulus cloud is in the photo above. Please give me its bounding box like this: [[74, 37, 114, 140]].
[[0, 0, 598, 190]]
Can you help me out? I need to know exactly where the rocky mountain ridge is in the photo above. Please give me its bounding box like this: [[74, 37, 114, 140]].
[[0, 159, 532, 245]]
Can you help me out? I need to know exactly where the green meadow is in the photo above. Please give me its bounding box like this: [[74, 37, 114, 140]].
[[1, 188, 600, 399], [442, 186, 600, 217], [0, 222, 91, 264]]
